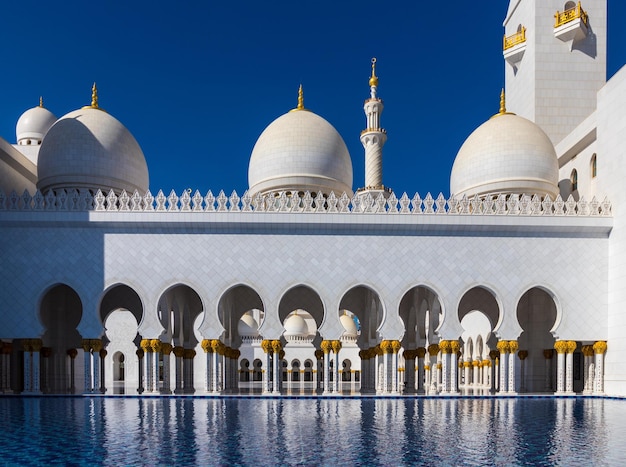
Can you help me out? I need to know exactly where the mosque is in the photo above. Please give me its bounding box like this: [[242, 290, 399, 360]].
[[0, 0, 624, 397]]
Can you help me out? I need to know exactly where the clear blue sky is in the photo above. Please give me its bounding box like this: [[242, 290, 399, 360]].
[[1, 1, 625, 197]]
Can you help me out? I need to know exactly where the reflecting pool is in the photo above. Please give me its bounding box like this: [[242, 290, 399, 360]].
[[0, 397, 624, 466]]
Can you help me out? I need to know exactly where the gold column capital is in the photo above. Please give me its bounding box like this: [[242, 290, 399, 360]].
[[508, 340, 519, 353], [391, 340, 401, 354], [427, 344, 439, 356], [416, 347, 426, 359], [517, 350, 528, 360], [331, 340, 342, 353], [439, 340, 451, 354], [496, 340, 509, 354], [593, 341, 607, 355]]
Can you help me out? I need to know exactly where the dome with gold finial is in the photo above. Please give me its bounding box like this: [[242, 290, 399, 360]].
[[248, 85, 353, 198], [37, 83, 149, 194], [450, 90, 559, 199], [16, 97, 58, 146]]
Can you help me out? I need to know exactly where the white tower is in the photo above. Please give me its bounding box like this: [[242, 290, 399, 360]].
[[357, 58, 390, 197], [503, 0, 606, 145]]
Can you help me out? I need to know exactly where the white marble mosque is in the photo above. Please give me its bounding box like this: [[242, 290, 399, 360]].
[[0, 0, 624, 397]]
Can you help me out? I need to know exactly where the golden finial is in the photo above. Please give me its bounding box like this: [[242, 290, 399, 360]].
[[39, 96, 43, 108], [90, 82, 99, 109], [491, 88, 515, 119], [369, 57, 379, 87], [297, 84, 304, 110], [290, 84, 306, 112], [82, 82, 104, 111]]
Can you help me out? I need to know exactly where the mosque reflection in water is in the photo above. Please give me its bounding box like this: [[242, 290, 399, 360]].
[[1, 397, 623, 466]]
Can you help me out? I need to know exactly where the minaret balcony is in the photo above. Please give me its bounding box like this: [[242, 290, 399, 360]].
[[503, 27, 526, 66], [554, 2, 588, 48], [360, 128, 387, 136]]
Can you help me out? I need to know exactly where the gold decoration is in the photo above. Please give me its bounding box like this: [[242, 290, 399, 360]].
[[496, 341, 510, 354], [427, 344, 439, 356], [290, 84, 306, 112], [424, 365, 430, 371], [183, 349, 196, 359], [555, 1, 588, 28], [271, 340, 282, 353], [99, 349, 107, 358], [437, 363, 442, 370], [489, 350, 499, 360], [566, 341, 577, 354], [508, 340, 519, 353], [67, 348, 77, 359], [450, 341, 460, 354], [593, 341, 607, 355], [82, 82, 103, 110], [173, 346, 185, 358], [543, 349, 554, 359], [380, 340, 392, 354], [39, 96, 44, 108], [391, 340, 401, 354], [261, 340, 273, 354], [416, 347, 426, 359], [472, 360, 479, 367], [369, 57, 379, 87], [150, 339, 161, 353], [140, 339, 152, 352], [463, 361, 471, 368], [331, 340, 342, 353], [518, 350, 528, 360], [82, 339, 93, 353], [210, 339, 221, 353], [439, 340, 451, 354], [201, 339, 212, 353], [554, 340, 568, 354], [136, 349, 144, 359], [503, 27, 526, 51], [314, 349, 323, 360], [161, 343, 173, 355]]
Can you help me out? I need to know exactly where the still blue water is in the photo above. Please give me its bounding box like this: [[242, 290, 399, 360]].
[[0, 396, 624, 466]]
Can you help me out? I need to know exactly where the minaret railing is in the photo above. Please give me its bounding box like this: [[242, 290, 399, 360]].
[[555, 2, 588, 28]]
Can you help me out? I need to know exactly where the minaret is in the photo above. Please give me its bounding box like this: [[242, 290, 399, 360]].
[[503, 0, 606, 145], [357, 58, 390, 197]]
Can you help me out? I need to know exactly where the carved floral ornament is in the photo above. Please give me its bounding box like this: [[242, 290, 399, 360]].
[[0, 188, 612, 217]]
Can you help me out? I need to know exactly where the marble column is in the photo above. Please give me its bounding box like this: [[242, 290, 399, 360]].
[[261, 340, 272, 394], [200, 340, 212, 393], [581, 345, 593, 394], [439, 341, 450, 394], [271, 340, 281, 395], [403, 349, 416, 394], [332, 340, 342, 394], [496, 341, 509, 393], [565, 341, 577, 394], [450, 342, 460, 394], [593, 341, 607, 395], [83, 340, 94, 394], [416, 347, 426, 394], [543, 349, 554, 392], [67, 348, 77, 394], [136, 348, 144, 394], [321, 340, 331, 394], [517, 350, 528, 393], [508, 341, 518, 394], [463, 362, 471, 390], [554, 340, 568, 394], [391, 340, 401, 394], [428, 344, 439, 394], [149, 340, 161, 394], [489, 350, 499, 393]]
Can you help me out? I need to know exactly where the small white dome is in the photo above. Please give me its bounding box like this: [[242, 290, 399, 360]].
[[16, 104, 57, 145], [284, 313, 309, 336], [340, 313, 358, 337], [238, 314, 259, 337], [37, 107, 149, 194], [248, 109, 353, 197], [450, 113, 559, 199]]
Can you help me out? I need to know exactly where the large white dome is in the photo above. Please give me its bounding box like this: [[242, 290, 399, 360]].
[[450, 113, 559, 199], [284, 313, 309, 337], [37, 106, 149, 194], [248, 109, 353, 197], [237, 313, 259, 337], [16, 104, 57, 145]]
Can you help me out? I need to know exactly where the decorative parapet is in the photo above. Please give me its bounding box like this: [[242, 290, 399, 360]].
[[503, 27, 526, 51], [0, 188, 612, 217], [555, 2, 588, 28]]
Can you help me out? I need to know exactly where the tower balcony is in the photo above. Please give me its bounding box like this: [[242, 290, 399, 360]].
[[503, 27, 526, 67], [554, 2, 588, 49]]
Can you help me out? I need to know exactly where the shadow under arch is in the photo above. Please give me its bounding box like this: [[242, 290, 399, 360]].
[[99, 283, 144, 337], [339, 285, 384, 348], [39, 283, 83, 393], [218, 284, 264, 347], [278, 285, 325, 345], [399, 285, 443, 350], [516, 286, 559, 393], [157, 283, 204, 349]]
